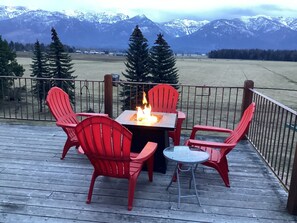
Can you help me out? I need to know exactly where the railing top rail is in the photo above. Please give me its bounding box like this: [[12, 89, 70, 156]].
[[255, 87, 297, 92], [0, 76, 243, 88], [113, 80, 244, 88], [0, 76, 104, 82], [251, 88, 297, 115]]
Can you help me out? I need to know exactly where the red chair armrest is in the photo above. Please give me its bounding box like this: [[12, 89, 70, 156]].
[[190, 125, 233, 139], [177, 111, 186, 120], [187, 139, 236, 149], [76, 113, 108, 117], [131, 142, 157, 162], [56, 122, 76, 128]]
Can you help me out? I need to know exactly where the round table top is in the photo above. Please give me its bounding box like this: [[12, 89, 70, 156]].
[[163, 146, 209, 164]]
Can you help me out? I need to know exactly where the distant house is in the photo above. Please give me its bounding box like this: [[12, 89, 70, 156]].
[[89, 50, 98, 54]]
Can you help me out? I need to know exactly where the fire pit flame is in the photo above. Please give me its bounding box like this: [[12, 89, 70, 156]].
[[136, 92, 158, 125]]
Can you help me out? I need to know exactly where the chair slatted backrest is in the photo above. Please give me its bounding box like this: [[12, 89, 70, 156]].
[[222, 102, 255, 156], [75, 116, 133, 178], [46, 87, 78, 123], [148, 84, 179, 113], [46, 87, 79, 139]]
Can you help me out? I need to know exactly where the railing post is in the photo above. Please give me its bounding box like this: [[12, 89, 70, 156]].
[[287, 144, 297, 215], [104, 74, 113, 118], [241, 80, 254, 116], [241, 80, 254, 139]]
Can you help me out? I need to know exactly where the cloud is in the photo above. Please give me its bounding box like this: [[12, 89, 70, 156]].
[[175, 4, 297, 21], [2, 0, 297, 22], [252, 4, 297, 16]]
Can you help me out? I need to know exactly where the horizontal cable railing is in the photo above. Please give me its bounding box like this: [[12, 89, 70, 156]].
[[248, 89, 297, 191]]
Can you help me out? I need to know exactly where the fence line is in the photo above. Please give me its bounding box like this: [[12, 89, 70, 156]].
[[0, 76, 105, 121], [248, 89, 297, 191]]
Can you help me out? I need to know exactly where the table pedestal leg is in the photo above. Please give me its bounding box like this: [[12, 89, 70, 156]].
[[190, 164, 201, 206], [166, 165, 178, 190], [167, 163, 201, 208]]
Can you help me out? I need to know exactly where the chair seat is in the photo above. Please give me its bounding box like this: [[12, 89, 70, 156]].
[[199, 147, 221, 163]]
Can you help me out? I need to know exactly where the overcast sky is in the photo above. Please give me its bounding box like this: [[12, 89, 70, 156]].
[[2, 0, 297, 22]]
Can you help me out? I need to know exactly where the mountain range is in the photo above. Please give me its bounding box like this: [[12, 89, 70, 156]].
[[1, 5, 297, 53]]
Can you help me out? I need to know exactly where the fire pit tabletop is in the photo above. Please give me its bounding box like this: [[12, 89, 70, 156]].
[[115, 110, 176, 130]]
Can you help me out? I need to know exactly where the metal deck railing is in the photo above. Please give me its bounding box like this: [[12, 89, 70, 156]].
[[249, 89, 297, 191], [0, 75, 296, 214]]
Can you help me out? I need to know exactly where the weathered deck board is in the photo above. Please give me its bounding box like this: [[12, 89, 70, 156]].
[[0, 122, 297, 223]]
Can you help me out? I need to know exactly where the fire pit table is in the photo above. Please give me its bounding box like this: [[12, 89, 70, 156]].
[[115, 110, 177, 173]]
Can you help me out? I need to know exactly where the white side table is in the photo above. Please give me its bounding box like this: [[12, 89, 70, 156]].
[[163, 146, 209, 208]]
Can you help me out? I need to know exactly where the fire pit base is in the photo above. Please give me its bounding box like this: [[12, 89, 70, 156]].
[[115, 110, 177, 174], [125, 125, 169, 173]]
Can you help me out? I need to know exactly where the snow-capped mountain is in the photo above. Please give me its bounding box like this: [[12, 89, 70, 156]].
[[62, 10, 129, 24], [1, 5, 297, 53], [0, 6, 29, 20], [171, 16, 297, 52], [159, 19, 209, 37]]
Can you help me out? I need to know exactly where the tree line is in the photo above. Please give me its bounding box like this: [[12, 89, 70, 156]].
[[0, 35, 25, 104], [0, 25, 179, 112], [208, 49, 297, 61], [0, 27, 76, 112], [8, 41, 75, 53]]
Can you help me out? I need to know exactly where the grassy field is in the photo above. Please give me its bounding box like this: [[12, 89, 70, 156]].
[[16, 52, 297, 87], [16, 52, 297, 109]]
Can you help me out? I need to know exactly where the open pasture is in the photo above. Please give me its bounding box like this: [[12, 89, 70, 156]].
[[16, 53, 297, 109], [17, 53, 297, 88]]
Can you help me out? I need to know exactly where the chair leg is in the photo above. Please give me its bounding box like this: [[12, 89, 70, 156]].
[[169, 133, 180, 146], [127, 177, 137, 211], [203, 160, 230, 187], [147, 156, 154, 182], [221, 156, 229, 172], [61, 138, 73, 159], [216, 161, 230, 187], [173, 140, 180, 146], [86, 172, 97, 204]]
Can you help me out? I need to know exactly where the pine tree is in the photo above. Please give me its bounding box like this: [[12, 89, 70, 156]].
[[121, 25, 150, 110], [30, 40, 50, 112], [0, 35, 24, 100], [149, 33, 179, 86], [48, 28, 76, 103]]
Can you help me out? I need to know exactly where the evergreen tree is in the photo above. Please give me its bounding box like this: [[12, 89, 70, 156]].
[[30, 40, 50, 112], [48, 28, 76, 103], [149, 33, 179, 86], [121, 25, 150, 110], [0, 35, 24, 100]]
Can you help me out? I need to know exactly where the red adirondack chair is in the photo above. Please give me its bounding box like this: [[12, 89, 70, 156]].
[[148, 84, 186, 145], [46, 87, 107, 159], [185, 102, 255, 187], [75, 116, 157, 211]]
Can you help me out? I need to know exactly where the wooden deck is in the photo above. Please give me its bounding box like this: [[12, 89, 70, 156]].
[[0, 122, 296, 223]]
